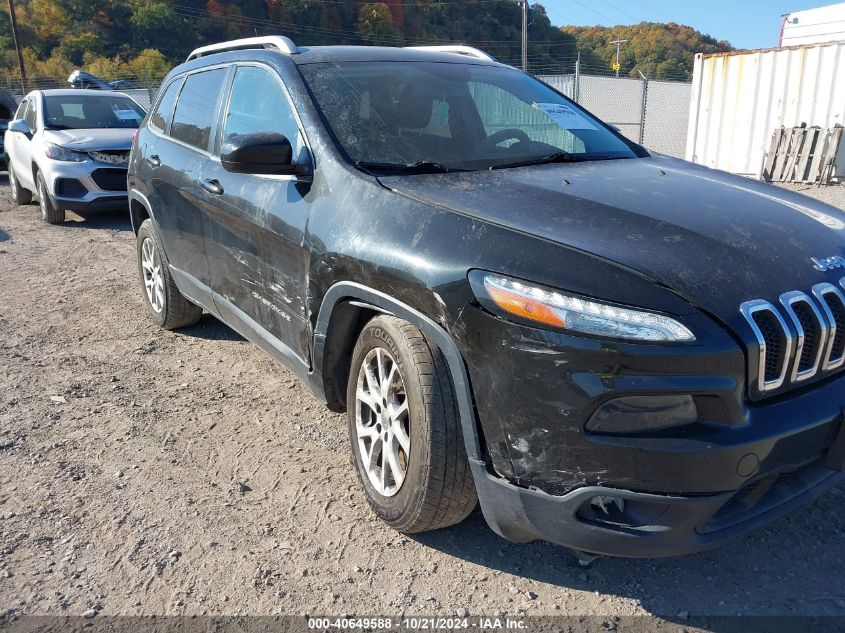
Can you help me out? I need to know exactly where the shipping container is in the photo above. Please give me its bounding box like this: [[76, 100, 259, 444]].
[[781, 2, 845, 47], [685, 42, 845, 179]]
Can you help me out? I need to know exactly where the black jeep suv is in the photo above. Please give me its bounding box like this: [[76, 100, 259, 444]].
[[128, 36, 845, 559]]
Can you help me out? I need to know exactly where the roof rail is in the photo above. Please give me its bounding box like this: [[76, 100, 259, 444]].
[[187, 36, 298, 61], [404, 45, 496, 62]]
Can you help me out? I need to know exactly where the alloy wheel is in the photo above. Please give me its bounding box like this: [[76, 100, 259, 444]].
[[140, 237, 165, 314], [37, 178, 48, 219], [9, 165, 17, 199], [355, 347, 411, 497]]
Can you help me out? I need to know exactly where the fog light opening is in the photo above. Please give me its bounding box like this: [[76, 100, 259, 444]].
[[591, 495, 625, 515], [577, 495, 672, 532]]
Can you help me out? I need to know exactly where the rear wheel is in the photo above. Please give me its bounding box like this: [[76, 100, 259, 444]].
[[136, 219, 202, 330], [347, 315, 477, 533], [8, 162, 32, 205], [36, 172, 64, 224]]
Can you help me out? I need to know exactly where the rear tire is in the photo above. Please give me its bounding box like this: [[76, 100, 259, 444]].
[[136, 218, 202, 330], [8, 162, 32, 205], [36, 172, 65, 224], [347, 315, 477, 533]]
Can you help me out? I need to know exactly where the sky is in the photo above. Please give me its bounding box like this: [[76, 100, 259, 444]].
[[541, 0, 840, 49]]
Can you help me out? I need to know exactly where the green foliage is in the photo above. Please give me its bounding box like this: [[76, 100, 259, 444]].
[[130, 2, 190, 57], [562, 22, 733, 80], [357, 3, 403, 46], [0, 0, 730, 89]]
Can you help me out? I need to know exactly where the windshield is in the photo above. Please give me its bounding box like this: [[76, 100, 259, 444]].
[[43, 94, 146, 130], [300, 61, 639, 171]]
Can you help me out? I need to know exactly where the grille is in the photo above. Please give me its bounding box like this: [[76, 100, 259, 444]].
[[741, 280, 845, 397], [55, 178, 88, 198], [90, 168, 128, 192]]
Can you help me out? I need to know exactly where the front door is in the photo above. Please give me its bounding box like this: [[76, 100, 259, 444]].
[[9, 98, 36, 190], [199, 64, 314, 363]]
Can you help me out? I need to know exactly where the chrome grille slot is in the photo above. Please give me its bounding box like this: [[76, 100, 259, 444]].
[[741, 300, 792, 391], [812, 283, 845, 371], [780, 291, 827, 382]]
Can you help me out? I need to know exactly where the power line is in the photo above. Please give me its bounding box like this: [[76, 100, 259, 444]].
[[598, 0, 639, 22]]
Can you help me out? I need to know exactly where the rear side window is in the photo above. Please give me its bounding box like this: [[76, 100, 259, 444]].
[[149, 78, 183, 133], [170, 68, 227, 151]]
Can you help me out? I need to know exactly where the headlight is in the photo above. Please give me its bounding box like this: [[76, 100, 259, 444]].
[[473, 272, 695, 342], [44, 143, 87, 162]]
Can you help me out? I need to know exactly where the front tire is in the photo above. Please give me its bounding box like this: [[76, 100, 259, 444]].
[[36, 172, 65, 224], [347, 315, 477, 533], [136, 219, 202, 330], [8, 162, 32, 205]]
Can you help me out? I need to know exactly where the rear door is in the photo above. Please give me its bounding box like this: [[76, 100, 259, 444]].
[[198, 64, 314, 363], [145, 68, 229, 291]]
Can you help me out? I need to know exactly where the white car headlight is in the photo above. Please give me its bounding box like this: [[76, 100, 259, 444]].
[[476, 273, 695, 342], [44, 143, 87, 162]]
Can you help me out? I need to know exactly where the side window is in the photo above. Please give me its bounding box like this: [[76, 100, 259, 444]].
[[170, 68, 227, 151], [149, 78, 183, 133], [14, 99, 28, 120], [222, 66, 302, 157], [24, 99, 37, 130]]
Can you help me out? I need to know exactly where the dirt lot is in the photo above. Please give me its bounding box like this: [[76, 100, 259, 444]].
[[1, 177, 845, 627]]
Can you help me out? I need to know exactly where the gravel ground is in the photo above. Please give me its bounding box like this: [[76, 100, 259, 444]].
[[1, 177, 845, 628], [776, 182, 845, 208]]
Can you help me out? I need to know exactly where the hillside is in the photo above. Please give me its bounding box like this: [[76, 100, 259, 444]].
[[562, 22, 733, 81], [0, 1, 731, 89]]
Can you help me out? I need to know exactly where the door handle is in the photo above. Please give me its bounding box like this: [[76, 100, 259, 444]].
[[201, 179, 224, 195], [145, 154, 161, 167]]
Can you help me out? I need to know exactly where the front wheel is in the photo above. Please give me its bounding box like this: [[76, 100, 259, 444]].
[[347, 315, 477, 533], [136, 219, 202, 330], [36, 172, 65, 224]]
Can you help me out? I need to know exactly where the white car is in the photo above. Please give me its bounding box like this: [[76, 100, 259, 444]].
[[5, 89, 146, 224]]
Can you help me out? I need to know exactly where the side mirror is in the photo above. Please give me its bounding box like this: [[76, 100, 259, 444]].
[[221, 132, 311, 178], [8, 119, 31, 136]]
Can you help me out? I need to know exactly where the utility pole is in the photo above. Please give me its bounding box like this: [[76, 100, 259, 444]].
[[609, 38, 628, 77], [517, 0, 528, 71], [7, 0, 27, 94]]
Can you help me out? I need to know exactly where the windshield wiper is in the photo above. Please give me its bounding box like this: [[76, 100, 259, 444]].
[[490, 152, 626, 170], [355, 160, 463, 174]]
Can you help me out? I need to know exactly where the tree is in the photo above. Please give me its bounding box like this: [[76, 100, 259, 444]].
[[357, 3, 403, 46], [130, 2, 191, 58]]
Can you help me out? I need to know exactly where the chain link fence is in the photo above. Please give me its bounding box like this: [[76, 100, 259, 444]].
[[536, 57, 693, 158]]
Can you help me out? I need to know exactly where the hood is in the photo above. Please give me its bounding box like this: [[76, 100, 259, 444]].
[[42, 128, 134, 152], [379, 155, 845, 326]]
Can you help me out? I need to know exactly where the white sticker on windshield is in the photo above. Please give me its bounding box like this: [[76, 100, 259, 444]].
[[533, 103, 597, 130], [114, 109, 141, 121]]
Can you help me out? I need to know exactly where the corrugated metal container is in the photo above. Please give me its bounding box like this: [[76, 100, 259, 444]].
[[685, 42, 845, 178], [781, 2, 845, 47]]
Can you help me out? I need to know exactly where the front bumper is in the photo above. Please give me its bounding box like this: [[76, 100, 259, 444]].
[[41, 157, 128, 212], [456, 304, 845, 556], [56, 195, 128, 213], [472, 460, 844, 558]]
